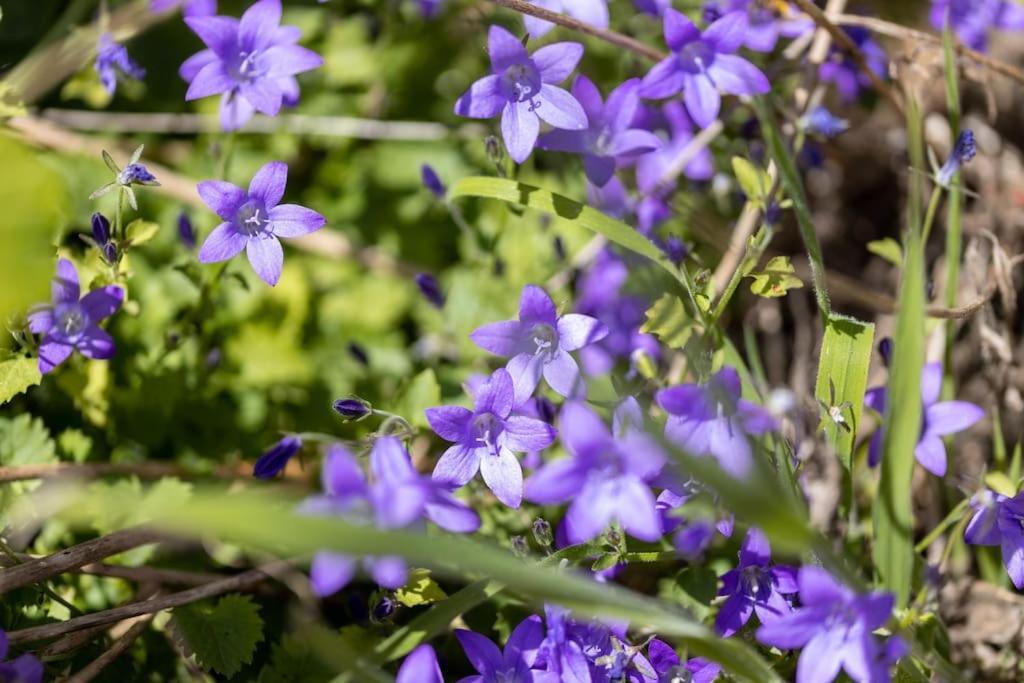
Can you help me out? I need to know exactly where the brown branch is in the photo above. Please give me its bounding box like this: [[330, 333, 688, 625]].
[[41, 585, 160, 659], [487, 0, 666, 62], [0, 461, 246, 484], [7, 562, 287, 645], [0, 529, 160, 595], [63, 612, 155, 683], [74, 563, 226, 587]]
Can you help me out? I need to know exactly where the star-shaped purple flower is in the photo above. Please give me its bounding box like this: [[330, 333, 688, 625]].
[[179, 0, 323, 130], [964, 488, 1024, 589], [523, 0, 609, 38], [454, 25, 587, 164], [455, 616, 548, 683], [639, 9, 770, 128], [716, 527, 798, 637], [28, 259, 123, 375], [930, 0, 1024, 52], [757, 567, 903, 683], [702, 0, 812, 53], [196, 161, 325, 286], [526, 399, 665, 543], [538, 76, 661, 187], [427, 368, 557, 508], [471, 285, 609, 404], [656, 366, 776, 478], [865, 361, 984, 477]]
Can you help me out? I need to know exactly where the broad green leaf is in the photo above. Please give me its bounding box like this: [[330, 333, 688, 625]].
[[259, 633, 343, 683], [867, 238, 903, 267], [814, 314, 875, 471], [874, 98, 928, 607], [395, 369, 440, 429], [0, 357, 41, 405], [640, 294, 697, 349], [171, 594, 264, 677], [0, 414, 55, 466], [731, 157, 770, 206], [394, 568, 447, 607], [125, 218, 160, 246], [747, 256, 804, 298]]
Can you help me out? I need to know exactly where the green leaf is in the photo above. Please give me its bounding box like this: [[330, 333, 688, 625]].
[[747, 256, 804, 298], [124, 218, 160, 246], [867, 238, 903, 266], [0, 414, 55, 466], [874, 97, 928, 608], [171, 594, 264, 677], [394, 568, 447, 607], [0, 358, 41, 405], [640, 293, 696, 349], [57, 429, 92, 463], [814, 314, 875, 471], [395, 369, 440, 428], [732, 157, 770, 206], [259, 633, 339, 683]]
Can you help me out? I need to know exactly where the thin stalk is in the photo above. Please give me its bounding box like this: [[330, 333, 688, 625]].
[[914, 497, 969, 553], [920, 185, 943, 245]]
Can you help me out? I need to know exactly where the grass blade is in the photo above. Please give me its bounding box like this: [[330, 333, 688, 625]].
[[815, 313, 875, 471]]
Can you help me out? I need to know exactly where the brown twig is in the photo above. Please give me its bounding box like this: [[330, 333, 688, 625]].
[[7, 562, 287, 645], [0, 461, 245, 484], [74, 563, 226, 587], [0, 528, 160, 595], [63, 612, 156, 683], [41, 585, 161, 659]]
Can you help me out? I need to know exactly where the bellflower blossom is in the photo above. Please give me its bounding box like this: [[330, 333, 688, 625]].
[[0, 631, 42, 683], [639, 9, 771, 128], [963, 489, 1024, 589], [818, 26, 887, 103], [180, 0, 324, 130], [538, 76, 661, 187], [454, 616, 548, 682], [656, 366, 777, 478], [647, 639, 720, 683], [526, 399, 665, 543], [471, 284, 609, 403], [253, 435, 303, 478], [151, 0, 216, 16], [757, 567, 903, 683], [396, 644, 444, 683], [523, 0, 608, 38], [865, 361, 984, 477], [635, 101, 715, 198], [306, 438, 479, 595], [28, 260, 124, 375], [95, 34, 146, 95], [702, 0, 812, 53], [537, 605, 657, 682], [197, 161, 326, 286], [453, 25, 587, 164], [930, 0, 1024, 52], [427, 368, 557, 508], [801, 106, 850, 138], [715, 528, 798, 636], [90, 146, 160, 211]]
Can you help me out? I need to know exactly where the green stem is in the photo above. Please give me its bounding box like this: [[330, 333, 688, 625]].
[[914, 497, 969, 553], [621, 551, 678, 563], [115, 187, 125, 241], [710, 225, 771, 325], [920, 185, 944, 245], [218, 130, 237, 181]]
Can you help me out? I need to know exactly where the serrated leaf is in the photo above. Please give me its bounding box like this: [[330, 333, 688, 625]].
[[125, 219, 160, 246], [171, 594, 264, 677], [747, 256, 804, 298], [395, 568, 447, 607], [867, 238, 903, 266], [259, 633, 339, 683], [57, 429, 92, 463], [641, 294, 695, 350], [814, 314, 874, 471], [0, 414, 55, 466], [0, 357, 41, 405], [731, 157, 770, 205], [395, 369, 440, 428]]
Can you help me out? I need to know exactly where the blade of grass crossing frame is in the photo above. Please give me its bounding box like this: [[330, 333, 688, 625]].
[[942, 24, 964, 400], [873, 97, 928, 607], [815, 314, 875, 472]]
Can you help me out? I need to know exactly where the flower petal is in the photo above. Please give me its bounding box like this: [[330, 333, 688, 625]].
[[542, 349, 583, 398], [197, 180, 247, 220], [79, 286, 124, 322], [508, 352, 545, 405], [432, 445, 482, 487], [52, 259, 80, 304], [454, 75, 506, 119], [914, 434, 947, 476], [715, 592, 754, 637], [239, 0, 281, 52], [639, 57, 685, 99], [185, 61, 235, 100], [184, 16, 240, 58], [557, 313, 608, 351], [397, 645, 444, 683], [706, 54, 771, 96], [38, 338, 74, 375], [455, 629, 504, 675], [310, 552, 357, 597], [246, 234, 284, 286], [425, 405, 473, 442], [501, 101, 540, 164], [663, 8, 700, 51], [488, 24, 529, 72], [503, 415, 557, 453], [367, 555, 408, 589], [925, 401, 984, 437], [470, 320, 528, 357], [536, 84, 588, 130], [615, 476, 662, 541], [262, 44, 323, 78], [268, 204, 325, 237], [682, 73, 721, 128], [479, 448, 523, 507], [519, 285, 558, 325], [525, 457, 588, 504], [533, 42, 584, 84], [583, 154, 616, 187], [475, 368, 516, 417], [198, 222, 248, 263], [703, 11, 747, 53]]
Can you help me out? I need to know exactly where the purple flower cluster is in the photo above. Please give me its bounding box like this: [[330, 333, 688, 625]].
[[930, 0, 1024, 52], [964, 489, 1024, 589]]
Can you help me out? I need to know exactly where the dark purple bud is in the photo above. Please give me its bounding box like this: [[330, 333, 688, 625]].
[[802, 106, 849, 138], [765, 202, 782, 225], [878, 337, 893, 367], [414, 273, 445, 309], [660, 236, 688, 266], [348, 342, 370, 366], [177, 211, 196, 249], [420, 164, 445, 199], [510, 535, 530, 558], [102, 241, 119, 264], [485, 135, 503, 166], [253, 435, 303, 479], [117, 162, 157, 186], [205, 348, 222, 369], [371, 595, 396, 621], [532, 518, 553, 548], [333, 397, 372, 421], [938, 129, 976, 186], [702, 2, 724, 23], [91, 212, 111, 245]]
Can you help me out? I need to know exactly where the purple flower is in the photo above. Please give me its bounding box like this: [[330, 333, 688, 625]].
[[28, 260, 123, 375], [647, 639, 720, 683], [536, 606, 657, 682], [634, 101, 715, 194], [455, 616, 547, 683], [332, 397, 372, 420], [396, 644, 443, 683], [526, 399, 665, 543], [865, 361, 984, 477], [703, 1, 812, 53], [307, 437, 479, 595], [964, 489, 1024, 589], [656, 366, 777, 478], [801, 106, 849, 138], [253, 435, 302, 478], [937, 129, 977, 186], [471, 285, 609, 404], [426, 368, 556, 507], [538, 76, 661, 187], [818, 26, 887, 103], [639, 9, 770, 128], [715, 528, 798, 636], [177, 211, 197, 249], [95, 34, 146, 95], [523, 0, 609, 38], [421, 164, 445, 198], [196, 161, 325, 286], [91, 212, 111, 246], [90, 146, 160, 210], [656, 487, 734, 560], [0, 631, 42, 683], [151, 0, 216, 16], [930, 0, 1024, 52], [415, 273, 445, 309], [179, 0, 323, 130], [757, 567, 901, 683], [453, 25, 587, 164]]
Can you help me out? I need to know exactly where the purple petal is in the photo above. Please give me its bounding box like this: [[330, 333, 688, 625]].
[[268, 204, 325, 237], [663, 8, 700, 51], [479, 449, 523, 507], [533, 42, 584, 84], [703, 11, 747, 53], [921, 362, 943, 406], [682, 73, 721, 129], [525, 458, 588, 504], [753, 587, 793, 626], [397, 645, 444, 683], [771, 565, 799, 593], [27, 309, 53, 335], [538, 128, 588, 154], [503, 415, 556, 453], [198, 222, 248, 263], [239, 0, 281, 52], [262, 44, 323, 78], [856, 592, 895, 630], [639, 57, 685, 99], [561, 0, 608, 28], [367, 556, 408, 589], [506, 614, 545, 666], [708, 418, 752, 477], [519, 285, 558, 325], [796, 630, 845, 683], [608, 128, 661, 156], [558, 400, 611, 457], [425, 490, 481, 533], [488, 24, 529, 72], [471, 320, 528, 357], [38, 338, 74, 375], [964, 493, 1002, 546], [798, 566, 849, 605], [426, 405, 473, 442], [455, 629, 504, 675], [542, 349, 583, 398], [615, 476, 662, 541], [566, 479, 615, 542], [647, 639, 680, 675], [925, 401, 984, 437], [220, 90, 257, 130], [656, 384, 710, 418], [184, 16, 240, 58], [583, 154, 616, 187], [197, 180, 247, 220], [737, 401, 777, 435], [613, 396, 644, 436], [715, 592, 754, 637], [369, 436, 416, 484], [78, 326, 116, 360], [185, 61, 235, 100], [507, 353, 545, 405], [914, 434, 947, 476], [475, 368, 515, 417], [249, 161, 288, 207], [740, 527, 771, 567], [246, 234, 284, 286], [706, 54, 771, 96], [373, 482, 427, 528], [755, 606, 827, 649], [1000, 520, 1024, 589], [432, 445, 482, 487], [618, 432, 666, 480], [524, 0, 558, 38], [79, 286, 124, 322], [501, 102, 540, 164], [570, 74, 605, 124], [536, 84, 588, 129], [604, 78, 641, 132], [321, 445, 368, 497], [53, 259, 80, 304], [557, 313, 608, 351], [240, 78, 284, 116], [180, 48, 217, 82], [455, 75, 506, 119], [310, 552, 357, 596]]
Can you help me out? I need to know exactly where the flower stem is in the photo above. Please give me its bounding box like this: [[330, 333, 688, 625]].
[[919, 184, 944, 245], [115, 187, 125, 241], [218, 130, 237, 181]]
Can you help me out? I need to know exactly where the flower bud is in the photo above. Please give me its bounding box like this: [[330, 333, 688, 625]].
[[485, 135, 504, 167], [421, 164, 445, 199], [91, 212, 111, 245], [332, 397, 372, 421], [414, 273, 445, 309], [371, 594, 397, 622], [253, 435, 303, 479], [102, 241, 119, 265], [177, 211, 197, 249], [877, 337, 893, 368], [348, 342, 370, 366], [532, 518, 553, 548], [510, 535, 530, 558]]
